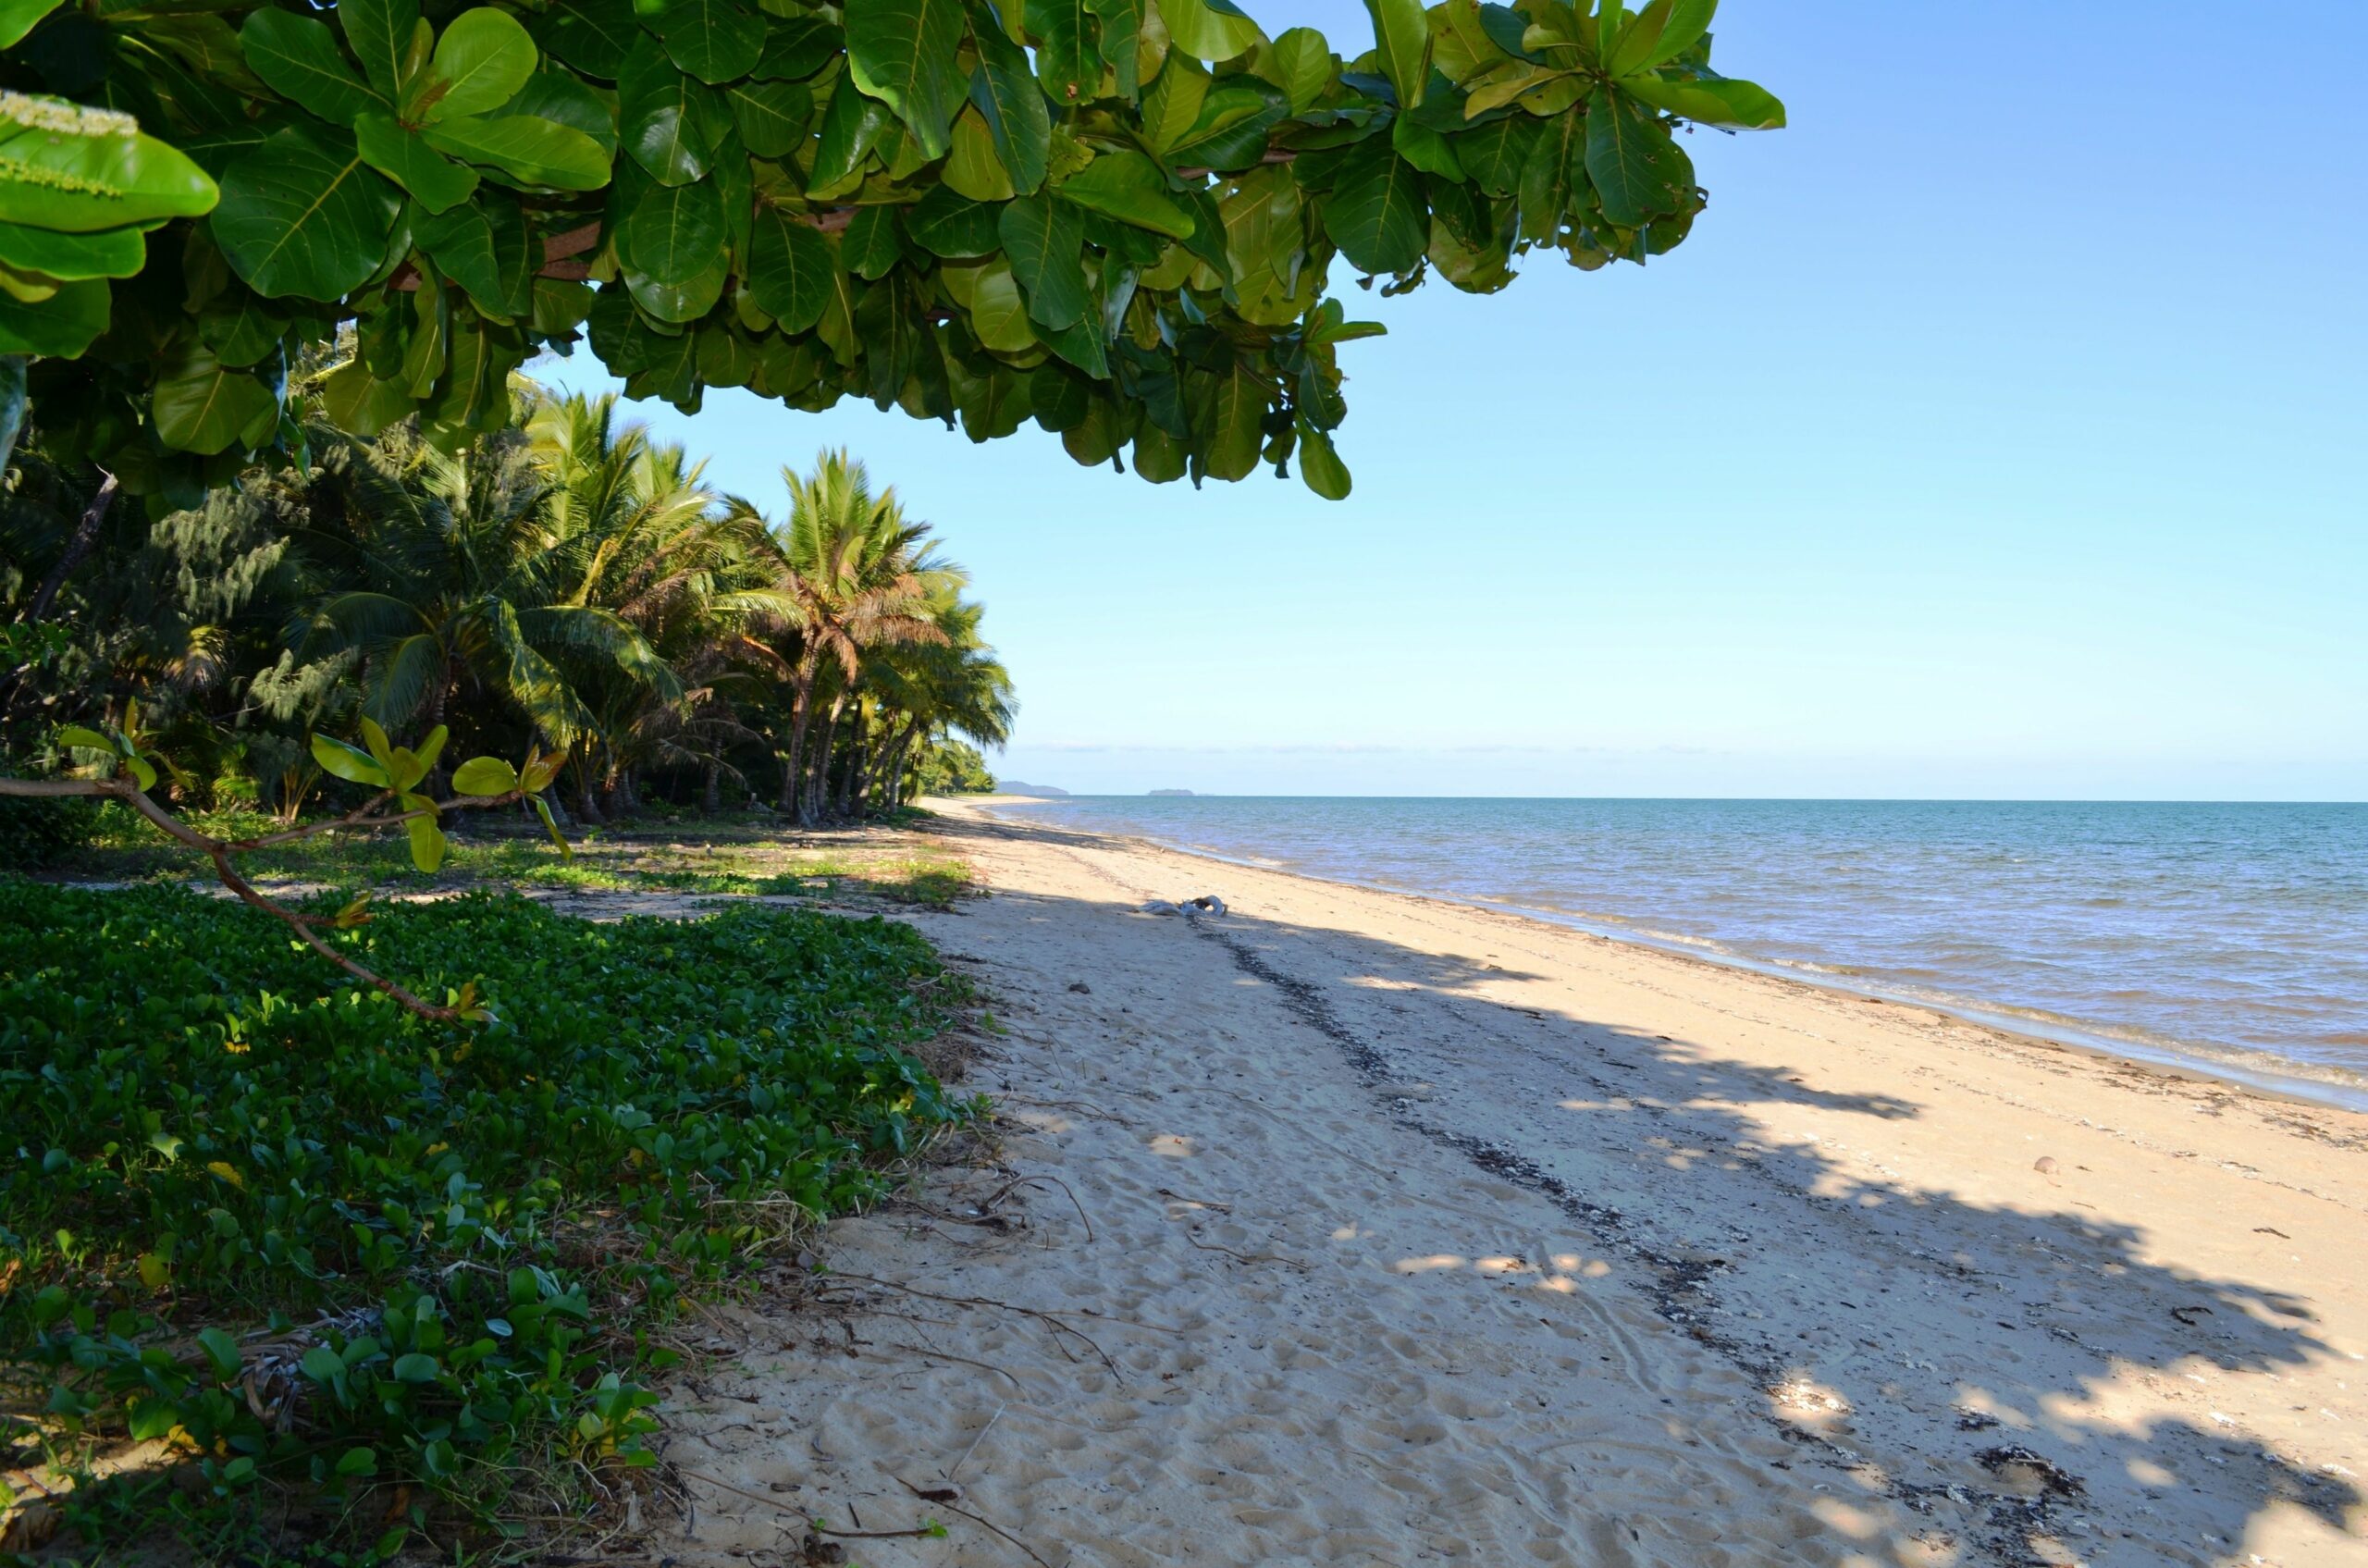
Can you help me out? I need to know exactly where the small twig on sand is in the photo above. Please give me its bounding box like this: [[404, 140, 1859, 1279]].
[[1155, 1187, 1233, 1213], [815, 1274, 1136, 1378], [983, 1174, 1095, 1242], [900, 1477, 1055, 1568], [1184, 1233, 1302, 1269], [947, 1403, 1006, 1484], [874, 1339, 1024, 1389]]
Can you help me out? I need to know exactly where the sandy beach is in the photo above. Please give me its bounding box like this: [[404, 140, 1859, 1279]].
[[651, 802, 2368, 1568]]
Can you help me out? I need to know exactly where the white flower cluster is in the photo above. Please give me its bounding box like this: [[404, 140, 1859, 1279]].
[[0, 90, 139, 140]]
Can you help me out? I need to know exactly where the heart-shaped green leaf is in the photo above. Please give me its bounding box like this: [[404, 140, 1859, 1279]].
[[616, 163, 726, 285], [1158, 0, 1262, 60]]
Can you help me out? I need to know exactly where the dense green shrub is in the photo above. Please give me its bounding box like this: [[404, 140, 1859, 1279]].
[[0, 790, 95, 870], [0, 881, 973, 1553]]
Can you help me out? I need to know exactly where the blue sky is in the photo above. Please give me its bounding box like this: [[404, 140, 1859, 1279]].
[[548, 1, 2368, 799]]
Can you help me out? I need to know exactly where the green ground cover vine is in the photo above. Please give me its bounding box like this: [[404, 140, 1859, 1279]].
[[0, 878, 978, 1562]]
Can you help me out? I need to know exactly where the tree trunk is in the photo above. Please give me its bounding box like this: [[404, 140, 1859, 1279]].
[[834, 707, 866, 820], [701, 760, 722, 814], [572, 752, 605, 826], [19, 470, 118, 625], [801, 695, 842, 828], [880, 722, 919, 809], [777, 666, 817, 816]]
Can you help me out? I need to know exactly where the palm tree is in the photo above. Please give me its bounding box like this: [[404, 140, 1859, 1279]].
[[295, 419, 682, 813], [757, 451, 944, 827], [523, 392, 779, 818], [863, 586, 1016, 811]]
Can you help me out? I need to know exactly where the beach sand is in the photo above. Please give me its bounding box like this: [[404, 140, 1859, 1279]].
[[651, 802, 2368, 1567]]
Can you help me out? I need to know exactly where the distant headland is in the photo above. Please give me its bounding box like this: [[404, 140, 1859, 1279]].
[[995, 781, 1070, 798], [1149, 789, 1196, 796]]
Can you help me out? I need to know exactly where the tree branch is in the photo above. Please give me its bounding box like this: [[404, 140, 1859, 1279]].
[[0, 772, 529, 1023]]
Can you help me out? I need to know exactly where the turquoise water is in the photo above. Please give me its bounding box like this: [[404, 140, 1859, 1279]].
[[991, 797, 2368, 1109]]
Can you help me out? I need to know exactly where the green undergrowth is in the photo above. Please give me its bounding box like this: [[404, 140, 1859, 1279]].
[[71, 804, 976, 910], [0, 879, 980, 1562]]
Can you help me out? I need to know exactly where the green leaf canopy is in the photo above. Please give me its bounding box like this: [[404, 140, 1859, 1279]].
[[1, 0, 1782, 501]]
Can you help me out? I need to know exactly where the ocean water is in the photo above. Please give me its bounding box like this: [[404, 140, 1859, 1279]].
[[991, 796, 2368, 1110]]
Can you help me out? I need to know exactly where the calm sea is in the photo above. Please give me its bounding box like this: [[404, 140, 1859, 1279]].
[[990, 797, 2368, 1111]]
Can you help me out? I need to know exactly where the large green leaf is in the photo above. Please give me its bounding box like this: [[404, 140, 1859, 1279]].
[[957, 256, 1034, 352], [845, 0, 968, 160], [1608, 0, 1715, 74], [354, 112, 479, 214], [152, 341, 278, 453], [996, 191, 1087, 330], [1087, 0, 1146, 100], [1191, 362, 1264, 480], [450, 756, 519, 796], [506, 68, 620, 155], [1583, 85, 1691, 224], [0, 219, 143, 279], [623, 53, 728, 185], [615, 167, 725, 285], [423, 115, 610, 190], [1159, 0, 1262, 60], [534, 0, 635, 80], [417, 7, 537, 123], [416, 194, 531, 316], [1295, 417, 1350, 499], [1324, 138, 1425, 275], [726, 79, 813, 159], [1362, 0, 1430, 110], [756, 16, 838, 80], [1054, 149, 1192, 240], [212, 126, 399, 301], [745, 204, 834, 331], [904, 185, 1002, 257], [964, 0, 1050, 193], [1260, 26, 1333, 114], [0, 275, 107, 355], [339, 0, 418, 98], [660, 0, 765, 87], [1162, 76, 1287, 171], [1619, 74, 1783, 130], [240, 9, 385, 125], [1030, 0, 1093, 105], [0, 0, 63, 50], [0, 98, 219, 232]]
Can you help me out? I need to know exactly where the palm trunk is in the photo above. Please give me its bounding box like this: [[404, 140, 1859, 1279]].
[[700, 760, 722, 814], [572, 750, 605, 826], [880, 721, 920, 809], [833, 707, 866, 820], [777, 665, 817, 817], [802, 696, 842, 828]]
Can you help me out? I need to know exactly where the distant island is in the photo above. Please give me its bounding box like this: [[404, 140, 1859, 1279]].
[[1149, 789, 1196, 796], [995, 781, 1070, 798]]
